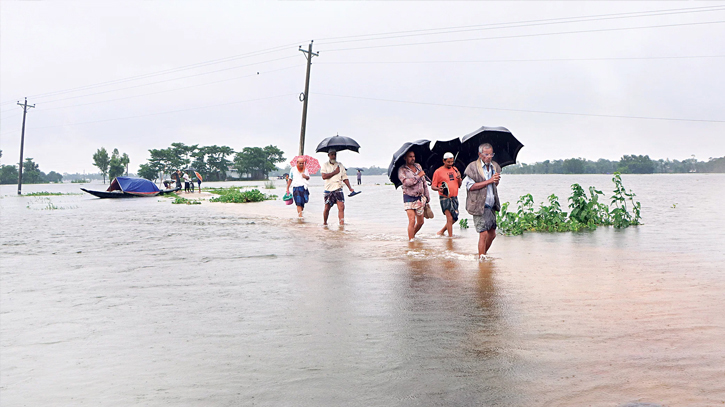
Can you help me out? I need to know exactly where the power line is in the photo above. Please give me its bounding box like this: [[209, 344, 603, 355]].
[[314, 92, 725, 124], [321, 20, 725, 53], [314, 5, 725, 43], [316, 5, 725, 46], [0, 94, 297, 135], [316, 55, 725, 65], [26, 43, 302, 100], [35, 65, 301, 112], [34, 55, 299, 105]]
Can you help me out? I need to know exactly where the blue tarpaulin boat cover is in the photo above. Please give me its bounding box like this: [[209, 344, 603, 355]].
[[107, 177, 160, 195]]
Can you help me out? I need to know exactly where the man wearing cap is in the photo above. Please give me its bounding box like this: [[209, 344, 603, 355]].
[[463, 143, 501, 260], [320, 150, 355, 226], [431, 152, 462, 237]]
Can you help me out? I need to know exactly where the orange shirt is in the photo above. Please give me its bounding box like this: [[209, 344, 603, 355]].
[[431, 166, 461, 197]]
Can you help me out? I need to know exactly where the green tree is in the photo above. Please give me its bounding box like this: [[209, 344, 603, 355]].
[[233, 145, 285, 180], [22, 158, 44, 184], [137, 163, 158, 181], [618, 155, 654, 174], [0, 164, 18, 184], [46, 171, 63, 183], [121, 153, 130, 176], [204, 145, 234, 181], [562, 158, 585, 174], [93, 147, 110, 183], [109, 148, 125, 181]]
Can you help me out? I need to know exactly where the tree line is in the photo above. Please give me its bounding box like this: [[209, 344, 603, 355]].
[[0, 150, 64, 185], [504, 155, 725, 174], [134, 143, 285, 183]]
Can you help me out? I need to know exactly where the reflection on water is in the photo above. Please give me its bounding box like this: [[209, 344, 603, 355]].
[[1, 175, 724, 406]]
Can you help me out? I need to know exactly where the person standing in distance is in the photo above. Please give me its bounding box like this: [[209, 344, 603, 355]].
[[463, 143, 501, 260], [320, 150, 355, 226], [431, 152, 462, 237]]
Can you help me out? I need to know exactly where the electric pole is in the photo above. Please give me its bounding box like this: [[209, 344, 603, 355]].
[[17, 97, 35, 195], [298, 41, 319, 156]]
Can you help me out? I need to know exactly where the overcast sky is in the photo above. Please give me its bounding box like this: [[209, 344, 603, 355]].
[[1, 1, 724, 174]]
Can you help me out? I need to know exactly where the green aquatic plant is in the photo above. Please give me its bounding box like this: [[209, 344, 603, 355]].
[[459, 218, 469, 229], [24, 191, 68, 196], [172, 197, 201, 205], [264, 180, 276, 189], [71, 179, 89, 183], [208, 188, 276, 203], [496, 172, 642, 235]]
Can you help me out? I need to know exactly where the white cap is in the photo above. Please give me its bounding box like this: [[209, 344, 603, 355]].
[[443, 152, 455, 159]]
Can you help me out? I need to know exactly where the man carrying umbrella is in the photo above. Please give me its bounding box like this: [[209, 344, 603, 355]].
[[321, 150, 355, 226], [463, 143, 501, 260]]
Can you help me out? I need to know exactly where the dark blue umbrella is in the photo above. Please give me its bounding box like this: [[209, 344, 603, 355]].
[[387, 140, 432, 188], [459, 126, 523, 169], [423, 137, 466, 179], [315, 134, 361, 153]]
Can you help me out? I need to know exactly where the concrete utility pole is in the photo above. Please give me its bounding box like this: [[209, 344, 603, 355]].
[[298, 41, 319, 156], [17, 97, 35, 195]]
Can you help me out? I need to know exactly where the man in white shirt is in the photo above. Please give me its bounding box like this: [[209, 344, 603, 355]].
[[320, 150, 355, 226]]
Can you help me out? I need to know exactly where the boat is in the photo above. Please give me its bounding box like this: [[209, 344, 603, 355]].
[[81, 177, 180, 198]]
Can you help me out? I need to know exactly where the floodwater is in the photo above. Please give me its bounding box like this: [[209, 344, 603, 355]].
[[1, 174, 724, 406]]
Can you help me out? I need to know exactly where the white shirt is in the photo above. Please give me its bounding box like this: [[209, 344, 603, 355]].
[[183, 173, 190, 182], [320, 161, 348, 191], [290, 166, 309, 189], [464, 160, 496, 207]]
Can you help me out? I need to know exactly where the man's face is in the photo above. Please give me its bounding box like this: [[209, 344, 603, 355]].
[[443, 158, 455, 168], [405, 151, 416, 165], [479, 147, 494, 164], [328, 152, 337, 162], [297, 159, 305, 168]]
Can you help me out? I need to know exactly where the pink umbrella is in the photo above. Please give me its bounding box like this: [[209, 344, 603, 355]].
[[289, 155, 320, 175]]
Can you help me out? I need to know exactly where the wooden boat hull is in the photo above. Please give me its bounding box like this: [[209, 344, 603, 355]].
[[81, 187, 179, 199]]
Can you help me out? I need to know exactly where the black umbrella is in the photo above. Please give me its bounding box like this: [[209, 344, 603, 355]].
[[423, 137, 466, 179], [315, 134, 361, 153], [183, 167, 196, 172], [387, 140, 432, 188], [459, 126, 524, 169]]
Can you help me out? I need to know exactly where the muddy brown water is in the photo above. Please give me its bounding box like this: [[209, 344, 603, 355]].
[[1, 174, 724, 406]]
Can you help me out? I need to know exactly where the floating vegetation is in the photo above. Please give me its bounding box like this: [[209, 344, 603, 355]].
[[71, 179, 90, 183], [24, 191, 80, 196], [264, 180, 276, 189], [172, 197, 201, 205], [459, 219, 469, 229], [207, 187, 277, 203], [496, 172, 642, 235]]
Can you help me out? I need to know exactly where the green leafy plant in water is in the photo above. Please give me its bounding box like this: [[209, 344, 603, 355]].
[[535, 194, 570, 232], [71, 179, 89, 183], [24, 191, 65, 196], [208, 188, 276, 203], [459, 218, 469, 229], [172, 196, 201, 205], [497, 172, 641, 235], [264, 180, 276, 189]]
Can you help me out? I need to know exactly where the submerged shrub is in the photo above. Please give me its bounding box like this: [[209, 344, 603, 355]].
[[497, 172, 641, 235], [208, 188, 276, 203]]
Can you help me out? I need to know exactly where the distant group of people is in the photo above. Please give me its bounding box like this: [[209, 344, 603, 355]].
[[173, 170, 202, 193], [284, 143, 501, 260]]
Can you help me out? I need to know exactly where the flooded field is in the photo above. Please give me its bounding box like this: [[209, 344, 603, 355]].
[[1, 174, 724, 406]]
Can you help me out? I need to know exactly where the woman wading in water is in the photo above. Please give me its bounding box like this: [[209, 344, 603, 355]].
[[398, 151, 430, 241]]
